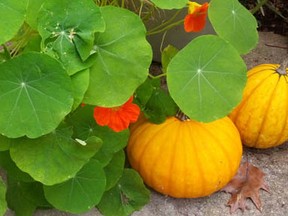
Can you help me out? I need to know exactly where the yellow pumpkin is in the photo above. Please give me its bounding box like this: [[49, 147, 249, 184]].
[[229, 63, 288, 148], [127, 116, 242, 198]]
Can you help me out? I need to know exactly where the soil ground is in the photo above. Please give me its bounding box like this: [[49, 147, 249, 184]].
[[240, 0, 288, 36], [5, 32, 285, 216]]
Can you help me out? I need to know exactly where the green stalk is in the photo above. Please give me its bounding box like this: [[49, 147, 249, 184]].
[[265, 1, 288, 22], [148, 73, 166, 79], [251, 0, 268, 14], [147, 19, 184, 36]]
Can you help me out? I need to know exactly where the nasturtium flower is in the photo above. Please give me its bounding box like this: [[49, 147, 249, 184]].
[[93, 96, 140, 132], [184, 1, 209, 32]]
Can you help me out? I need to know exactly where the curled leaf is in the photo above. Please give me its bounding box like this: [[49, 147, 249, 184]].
[[222, 162, 270, 213]]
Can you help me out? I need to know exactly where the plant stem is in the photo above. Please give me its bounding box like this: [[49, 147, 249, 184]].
[[147, 10, 184, 35], [1, 44, 11, 60], [138, 1, 144, 17], [147, 19, 184, 36], [251, 0, 268, 14], [175, 110, 190, 121], [121, 0, 125, 8], [265, 1, 288, 23], [276, 58, 288, 75], [148, 73, 166, 79]]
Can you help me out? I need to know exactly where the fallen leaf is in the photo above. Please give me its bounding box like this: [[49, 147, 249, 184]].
[[221, 161, 270, 213]]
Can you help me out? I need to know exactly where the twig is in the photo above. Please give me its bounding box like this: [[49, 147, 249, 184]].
[[265, 43, 288, 49]]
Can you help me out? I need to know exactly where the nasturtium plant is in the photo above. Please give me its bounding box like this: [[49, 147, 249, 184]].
[[9, 125, 102, 185], [0, 151, 34, 183], [167, 35, 247, 122], [0, 178, 7, 216], [83, 6, 152, 107], [25, 0, 46, 30], [0, 52, 74, 138], [70, 69, 90, 110], [135, 78, 178, 123], [103, 150, 125, 191], [44, 160, 106, 214], [0, 0, 259, 215], [0, 135, 11, 151], [209, 0, 258, 54], [37, 0, 105, 75], [6, 179, 50, 216], [150, 0, 188, 9], [97, 169, 150, 216], [161, 45, 179, 73], [0, 0, 27, 45], [67, 105, 129, 166]]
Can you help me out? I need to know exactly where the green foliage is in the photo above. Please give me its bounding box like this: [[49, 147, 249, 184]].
[[6, 179, 50, 216], [10, 125, 102, 185], [83, 6, 152, 106], [0, 178, 7, 216], [161, 45, 179, 73], [0, 52, 74, 138], [0, 0, 27, 44], [0, 0, 259, 215], [149, 0, 187, 9], [209, 0, 259, 54], [37, 0, 105, 74], [97, 169, 150, 216], [67, 105, 129, 166], [167, 35, 247, 122], [25, 0, 46, 30], [70, 69, 90, 110], [43, 160, 106, 214], [135, 78, 178, 123], [0, 151, 34, 182], [103, 150, 125, 190], [0, 135, 11, 151]]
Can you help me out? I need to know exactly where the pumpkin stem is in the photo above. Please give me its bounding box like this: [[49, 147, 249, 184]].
[[175, 110, 190, 121], [276, 58, 288, 75]]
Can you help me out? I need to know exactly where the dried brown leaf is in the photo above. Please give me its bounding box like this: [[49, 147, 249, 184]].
[[221, 162, 270, 213]]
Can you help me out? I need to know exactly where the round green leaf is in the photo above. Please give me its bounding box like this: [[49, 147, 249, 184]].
[[149, 0, 187, 9], [71, 69, 90, 110], [67, 105, 129, 166], [104, 150, 125, 191], [0, 0, 27, 44], [208, 0, 258, 54], [83, 6, 152, 106], [161, 45, 179, 73], [44, 160, 106, 214], [98, 169, 150, 216], [25, 0, 46, 30], [0, 151, 34, 182], [0, 135, 11, 151], [37, 0, 105, 74], [144, 82, 178, 123], [167, 35, 247, 122], [10, 125, 102, 185], [6, 179, 50, 216], [0, 52, 74, 138], [0, 179, 7, 216]]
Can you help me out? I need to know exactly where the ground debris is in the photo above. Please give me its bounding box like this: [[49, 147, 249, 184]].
[[221, 161, 270, 213]]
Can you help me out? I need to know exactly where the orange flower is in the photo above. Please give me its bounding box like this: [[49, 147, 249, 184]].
[[93, 96, 140, 132], [184, 2, 209, 32]]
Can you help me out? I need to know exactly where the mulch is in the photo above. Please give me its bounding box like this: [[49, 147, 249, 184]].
[[241, 0, 288, 36]]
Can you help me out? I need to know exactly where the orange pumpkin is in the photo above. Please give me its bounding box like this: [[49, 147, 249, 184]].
[[229, 63, 288, 148], [127, 116, 242, 198]]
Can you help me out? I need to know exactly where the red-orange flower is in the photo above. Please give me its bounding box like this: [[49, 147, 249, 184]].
[[93, 96, 140, 132], [184, 2, 209, 32]]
